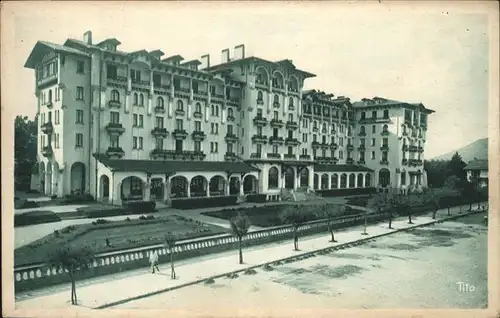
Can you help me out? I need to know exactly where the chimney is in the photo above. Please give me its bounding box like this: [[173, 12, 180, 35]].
[[221, 48, 230, 64], [233, 44, 245, 60], [83, 31, 93, 45], [200, 54, 210, 69]]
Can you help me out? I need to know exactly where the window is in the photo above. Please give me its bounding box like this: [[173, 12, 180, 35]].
[[360, 138, 365, 146], [176, 119, 183, 130], [256, 144, 262, 154], [210, 142, 219, 153], [195, 121, 201, 131], [360, 126, 365, 134], [110, 135, 119, 147], [288, 114, 293, 122], [383, 109, 389, 118], [371, 151, 375, 159], [194, 141, 201, 152], [157, 97, 164, 108], [371, 138, 376, 146], [257, 91, 263, 101], [139, 94, 144, 106], [372, 110, 377, 118], [177, 100, 184, 110], [175, 139, 183, 151], [138, 137, 143, 149], [76, 61, 85, 74], [382, 152, 388, 161], [288, 130, 293, 139], [107, 65, 117, 79], [196, 103, 202, 113], [227, 125, 233, 135], [156, 116, 164, 128], [54, 133, 59, 148], [110, 111, 120, 123], [75, 133, 83, 147], [133, 114, 138, 127], [273, 94, 279, 104], [302, 133, 307, 142], [257, 109, 263, 117], [133, 137, 137, 149], [383, 138, 388, 146], [130, 69, 141, 83], [76, 109, 84, 124], [76, 86, 84, 100], [289, 97, 294, 107], [257, 126, 263, 135], [273, 111, 278, 120], [382, 124, 388, 132], [48, 89, 53, 102], [210, 85, 215, 95], [132, 137, 143, 149], [111, 90, 120, 102], [138, 115, 143, 127], [153, 74, 161, 87], [227, 143, 233, 153], [339, 150, 344, 159], [313, 134, 317, 142], [133, 93, 138, 105], [360, 112, 366, 120], [339, 137, 344, 146], [55, 110, 60, 124], [215, 105, 219, 116], [272, 145, 278, 153]]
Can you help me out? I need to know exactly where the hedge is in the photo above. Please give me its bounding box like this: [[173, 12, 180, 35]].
[[171, 196, 238, 209], [317, 187, 377, 197], [60, 193, 95, 204], [14, 210, 62, 227], [15, 199, 40, 210], [246, 194, 267, 203], [122, 200, 156, 213]]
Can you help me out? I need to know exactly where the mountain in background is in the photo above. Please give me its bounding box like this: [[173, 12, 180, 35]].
[[431, 138, 488, 162]]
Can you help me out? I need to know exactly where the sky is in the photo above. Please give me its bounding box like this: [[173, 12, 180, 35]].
[[3, 1, 492, 159]]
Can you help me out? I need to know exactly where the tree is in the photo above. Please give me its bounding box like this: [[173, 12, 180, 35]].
[[47, 245, 94, 305], [14, 115, 38, 191], [447, 152, 467, 181], [164, 233, 178, 279], [387, 189, 403, 228], [424, 159, 452, 188], [317, 203, 344, 242], [280, 204, 309, 251], [425, 188, 441, 219], [366, 192, 387, 232], [229, 213, 251, 264]]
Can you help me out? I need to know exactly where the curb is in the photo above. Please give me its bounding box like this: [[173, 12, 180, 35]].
[[95, 209, 485, 309]]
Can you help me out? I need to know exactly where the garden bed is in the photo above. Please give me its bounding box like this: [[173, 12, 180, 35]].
[[202, 203, 365, 227], [14, 210, 61, 227], [14, 215, 229, 266]]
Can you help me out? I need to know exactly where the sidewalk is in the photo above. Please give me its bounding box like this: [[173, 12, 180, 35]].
[[15, 203, 484, 310]]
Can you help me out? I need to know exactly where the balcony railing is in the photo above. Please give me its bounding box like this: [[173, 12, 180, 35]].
[[172, 129, 188, 139], [273, 102, 280, 108], [358, 145, 366, 151], [163, 150, 206, 161], [227, 115, 235, 122], [106, 147, 124, 158], [346, 158, 354, 165], [37, 74, 57, 88], [285, 138, 300, 146], [381, 130, 390, 136], [251, 135, 267, 143], [192, 131, 206, 141], [175, 109, 186, 116], [402, 144, 408, 151], [380, 145, 389, 151], [299, 154, 312, 160], [250, 152, 262, 159], [288, 104, 295, 111], [358, 159, 366, 165], [41, 145, 53, 157], [270, 119, 284, 127], [269, 136, 284, 145], [151, 127, 168, 138], [41, 122, 53, 135], [154, 106, 166, 114], [346, 144, 354, 151], [105, 123, 125, 135], [417, 146, 424, 152], [330, 142, 338, 150], [150, 149, 169, 159], [193, 111, 203, 119], [312, 141, 321, 148], [109, 100, 121, 108], [224, 152, 237, 161], [267, 153, 281, 159], [224, 133, 238, 142], [321, 142, 330, 149], [402, 130, 408, 136], [212, 93, 225, 99], [402, 158, 408, 165], [358, 132, 366, 137], [409, 145, 418, 152], [380, 160, 389, 165], [253, 116, 268, 126], [312, 127, 319, 132], [286, 121, 298, 130], [284, 154, 296, 160], [257, 99, 264, 105]]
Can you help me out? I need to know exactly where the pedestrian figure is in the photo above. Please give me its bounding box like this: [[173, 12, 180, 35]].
[[149, 250, 160, 273]]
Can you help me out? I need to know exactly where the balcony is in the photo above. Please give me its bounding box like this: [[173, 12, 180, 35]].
[[380, 145, 389, 151], [417, 146, 424, 152], [409, 159, 423, 166], [251, 134, 267, 144], [224, 152, 237, 161], [346, 144, 354, 151], [402, 158, 408, 165], [153, 83, 171, 91], [41, 145, 53, 157], [315, 156, 335, 163], [257, 99, 264, 105], [154, 106, 166, 114], [312, 141, 321, 149], [151, 127, 168, 138], [45, 101, 53, 109], [227, 115, 235, 122], [193, 111, 203, 119], [288, 104, 295, 111], [105, 123, 125, 135], [284, 154, 296, 160], [192, 131, 206, 141], [402, 130, 409, 136], [330, 142, 338, 150], [224, 133, 238, 143], [273, 102, 280, 108], [164, 150, 206, 161], [312, 127, 319, 133], [285, 137, 300, 146], [106, 147, 125, 158], [358, 145, 366, 151], [41, 122, 53, 135], [212, 93, 225, 100], [109, 100, 121, 109], [150, 149, 169, 159], [253, 116, 268, 126], [175, 109, 186, 116], [172, 129, 188, 139], [331, 130, 336, 135], [270, 119, 284, 128], [269, 136, 284, 145], [380, 160, 389, 165], [250, 152, 262, 159], [107, 76, 127, 85], [409, 145, 418, 152], [359, 116, 391, 124], [267, 153, 281, 159], [402, 144, 409, 151], [286, 121, 298, 130], [358, 159, 366, 165], [358, 132, 366, 137], [37, 74, 58, 88], [299, 154, 312, 160], [346, 158, 354, 165], [381, 130, 390, 136]]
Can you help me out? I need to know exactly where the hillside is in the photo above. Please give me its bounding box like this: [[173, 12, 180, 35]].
[[431, 138, 488, 162]]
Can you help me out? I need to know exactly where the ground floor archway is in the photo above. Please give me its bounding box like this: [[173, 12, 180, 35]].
[[314, 174, 319, 190], [121, 176, 144, 200], [100, 175, 110, 199], [209, 175, 225, 196], [171, 176, 188, 198], [190, 175, 208, 197], [70, 162, 85, 193], [150, 178, 164, 200], [284, 167, 295, 189], [321, 173, 329, 189], [379, 168, 390, 187], [229, 177, 240, 195], [299, 167, 309, 188], [243, 175, 257, 194]]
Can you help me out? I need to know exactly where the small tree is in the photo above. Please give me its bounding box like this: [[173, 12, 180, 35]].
[[387, 189, 403, 228], [48, 245, 94, 305], [318, 203, 344, 242], [164, 233, 178, 279], [366, 192, 387, 233], [426, 188, 440, 219], [281, 204, 309, 250], [229, 213, 251, 264]]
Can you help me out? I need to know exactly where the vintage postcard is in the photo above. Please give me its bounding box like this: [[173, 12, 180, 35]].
[[1, 1, 499, 317]]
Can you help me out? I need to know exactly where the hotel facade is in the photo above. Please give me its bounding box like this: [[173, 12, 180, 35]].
[[25, 31, 434, 205]]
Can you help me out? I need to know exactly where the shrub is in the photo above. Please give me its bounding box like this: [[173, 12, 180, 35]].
[[244, 268, 257, 275], [92, 218, 110, 225], [204, 278, 215, 284], [14, 210, 61, 227], [262, 264, 274, 271], [15, 199, 40, 210], [125, 217, 131, 221], [123, 200, 156, 213], [226, 273, 239, 279], [60, 192, 94, 204], [26, 189, 40, 194], [171, 196, 238, 209], [50, 194, 57, 200], [246, 194, 267, 203], [318, 187, 377, 197], [54, 230, 61, 237]]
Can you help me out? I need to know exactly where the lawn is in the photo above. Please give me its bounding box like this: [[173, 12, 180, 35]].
[[14, 215, 229, 266], [202, 204, 366, 228]]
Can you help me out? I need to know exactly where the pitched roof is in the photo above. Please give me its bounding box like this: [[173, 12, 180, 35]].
[[93, 154, 260, 174], [96, 38, 122, 46], [464, 159, 488, 171], [352, 97, 435, 114], [24, 41, 90, 69], [314, 164, 374, 172]]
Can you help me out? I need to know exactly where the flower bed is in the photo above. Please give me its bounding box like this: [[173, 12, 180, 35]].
[[171, 196, 238, 209], [14, 215, 229, 266], [14, 210, 61, 227]]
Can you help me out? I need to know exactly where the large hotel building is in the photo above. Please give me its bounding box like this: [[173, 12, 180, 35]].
[[25, 31, 434, 205]]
